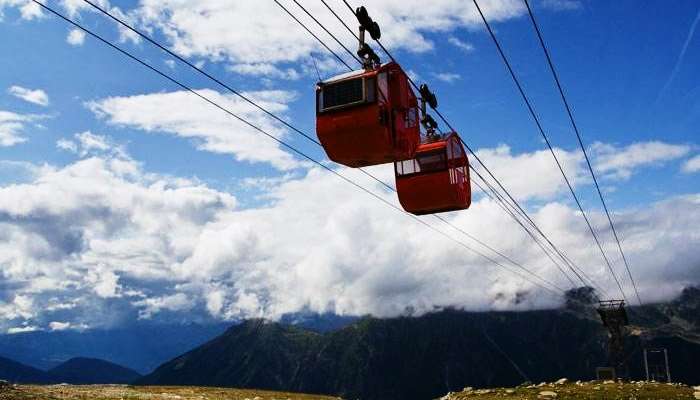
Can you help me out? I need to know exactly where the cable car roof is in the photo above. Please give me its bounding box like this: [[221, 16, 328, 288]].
[[321, 62, 393, 84], [417, 133, 459, 152]]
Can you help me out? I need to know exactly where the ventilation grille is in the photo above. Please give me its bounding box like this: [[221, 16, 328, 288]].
[[321, 78, 364, 110]]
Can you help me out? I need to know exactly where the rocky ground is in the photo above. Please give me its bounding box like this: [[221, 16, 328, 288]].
[[0, 383, 339, 400], [438, 379, 700, 399], [0, 381, 697, 399]]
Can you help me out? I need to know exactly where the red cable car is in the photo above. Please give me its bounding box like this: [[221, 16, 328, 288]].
[[395, 132, 471, 215], [316, 62, 421, 168]]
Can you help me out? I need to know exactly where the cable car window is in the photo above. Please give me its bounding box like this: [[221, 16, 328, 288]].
[[396, 150, 447, 176], [417, 150, 447, 172], [319, 78, 366, 111]]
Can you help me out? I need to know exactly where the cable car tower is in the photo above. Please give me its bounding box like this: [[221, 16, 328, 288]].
[[596, 299, 629, 379]]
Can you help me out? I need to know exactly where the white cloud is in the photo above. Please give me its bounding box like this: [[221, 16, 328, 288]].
[[7, 325, 39, 334], [87, 89, 300, 170], [0, 140, 698, 329], [0, 0, 45, 20], [8, 85, 49, 106], [133, 293, 193, 319], [228, 63, 301, 80], [48, 321, 71, 331], [448, 36, 474, 53], [0, 145, 238, 329], [66, 28, 85, 46], [56, 138, 78, 153], [130, 0, 526, 68], [591, 140, 691, 180], [59, 0, 140, 43], [57, 131, 124, 158], [0, 295, 35, 321], [682, 154, 700, 174], [475, 144, 587, 201], [0, 109, 46, 146], [433, 72, 462, 83]]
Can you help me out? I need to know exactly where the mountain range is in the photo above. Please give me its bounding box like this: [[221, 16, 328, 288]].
[[1, 287, 698, 400], [0, 356, 140, 384], [0, 322, 229, 373], [139, 287, 700, 400]]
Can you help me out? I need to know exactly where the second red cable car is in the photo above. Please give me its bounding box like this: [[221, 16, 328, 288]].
[[395, 132, 471, 215], [315, 62, 421, 168]]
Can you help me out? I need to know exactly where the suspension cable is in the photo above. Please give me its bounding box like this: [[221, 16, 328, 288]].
[[337, 0, 601, 291], [471, 0, 628, 302], [35, 0, 565, 296], [522, 0, 641, 305], [271, 0, 579, 290], [79, 0, 557, 291], [289, 0, 362, 65], [272, 0, 353, 70]]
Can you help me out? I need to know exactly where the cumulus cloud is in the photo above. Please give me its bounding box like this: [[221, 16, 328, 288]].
[[0, 139, 698, 331], [57, 131, 127, 159], [59, 0, 140, 43], [590, 140, 691, 180], [87, 89, 300, 170], [0, 143, 238, 330], [66, 28, 85, 46], [133, 293, 193, 319], [0, 0, 44, 20], [7, 85, 49, 106], [0, 110, 46, 146], [475, 144, 587, 201], [130, 0, 526, 69], [682, 154, 700, 174]]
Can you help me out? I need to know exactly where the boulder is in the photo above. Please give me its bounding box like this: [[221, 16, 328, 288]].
[[538, 391, 557, 398], [555, 378, 568, 385]]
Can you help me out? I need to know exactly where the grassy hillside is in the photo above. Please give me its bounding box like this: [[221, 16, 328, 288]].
[[0, 382, 696, 399], [439, 380, 699, 399], [0, 384, 339, 400]]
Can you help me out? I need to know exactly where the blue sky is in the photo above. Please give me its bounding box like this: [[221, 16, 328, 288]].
[[0, 0, 698, 332]]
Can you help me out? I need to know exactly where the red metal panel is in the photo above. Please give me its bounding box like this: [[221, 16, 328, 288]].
[[395, 133, 471, 215], [315, 62, 420, 168]]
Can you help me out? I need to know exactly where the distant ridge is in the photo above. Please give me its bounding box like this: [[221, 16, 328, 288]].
[[139, 287, 700, 400], [48, 357, 142, 384], [0, 356, 58, 384]]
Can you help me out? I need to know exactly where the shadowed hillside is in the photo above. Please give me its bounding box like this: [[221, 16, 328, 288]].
[[0, 357, 57, 384], [139, 287, 700, 400], [48, 357, 141, 384]]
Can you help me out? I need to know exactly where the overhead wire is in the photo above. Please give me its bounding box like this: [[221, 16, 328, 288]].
[[270, 0, 573, 291], [471, 0, 629, 302], [272, 0, 353, 70], [79, 0, 562, 292], [336, 0, 603, 291], [34, 0, 565, 296], [522, 0, 641, 305]]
